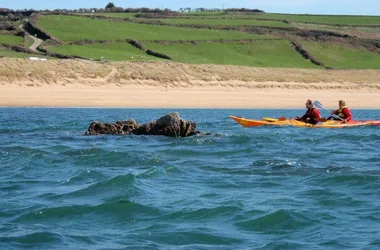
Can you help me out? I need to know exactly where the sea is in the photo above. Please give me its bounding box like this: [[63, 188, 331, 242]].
[[1, 108, 379, 250]]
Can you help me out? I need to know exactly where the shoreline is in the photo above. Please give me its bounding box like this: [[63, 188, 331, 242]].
[[1, 85, 380, 109]]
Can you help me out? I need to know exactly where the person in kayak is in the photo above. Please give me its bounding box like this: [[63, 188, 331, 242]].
[[327, 100, 352, 122], [295, 99, 321, 124]]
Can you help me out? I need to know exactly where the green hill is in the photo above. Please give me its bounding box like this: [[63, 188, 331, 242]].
[[37, 15, 269, 42], [1, 10, 379, 69], [0, 34, 24, 45]]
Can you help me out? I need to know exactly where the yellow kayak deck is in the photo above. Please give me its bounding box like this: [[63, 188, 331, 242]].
[[230, 116, 380, 128]]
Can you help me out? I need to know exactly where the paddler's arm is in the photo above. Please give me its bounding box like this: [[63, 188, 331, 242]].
[[331, 109, 338, 115], [299, 112, 309, 121], [343, 108, 352, 122], [312, 109, 321, 123], [295, 115, 304, 121]]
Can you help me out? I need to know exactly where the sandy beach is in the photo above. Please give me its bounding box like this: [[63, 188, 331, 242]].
[[1, 58, 380, 108], [2, 85, 380, 109]]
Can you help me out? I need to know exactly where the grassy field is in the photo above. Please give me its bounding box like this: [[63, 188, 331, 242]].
[[248, 13, 380, 26], [68, 12, 380, 26], [157, 18, 289, 27], [144, 40, 319, 68], [180, 12, 224, 16], [71, 12, 290, 27], [48, 43, 160, 61], [301, 41, 380, 69], [0, 48, 31, 58], [79, 13, 138, 18], [177, 12, 380, 26], [38, 15, 270, 42], [0, 34, 24, 45], [293, 23, 380, 39]]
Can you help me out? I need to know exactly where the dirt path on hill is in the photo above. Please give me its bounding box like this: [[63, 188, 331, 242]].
[[28, 35, 43, 53]]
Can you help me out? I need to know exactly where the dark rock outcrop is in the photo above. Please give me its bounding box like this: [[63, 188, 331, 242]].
[[85, 119, 140, 135], [24, 21, 51, 41], [84, 112, 198, 137]]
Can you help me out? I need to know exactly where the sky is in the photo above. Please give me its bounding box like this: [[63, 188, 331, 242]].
[[2, 0, 380, 15]]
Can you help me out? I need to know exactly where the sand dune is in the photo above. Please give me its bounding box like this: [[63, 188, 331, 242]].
[[1, 58, 380, 108]]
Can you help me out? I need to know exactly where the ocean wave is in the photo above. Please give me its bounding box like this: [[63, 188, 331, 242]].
[[137, 165, 181, 179], [43, 174, 139, 202], [60, 169, 106, 186], [0, 231, 62, 247], [158, 205, 242, 222], [319, 174, 380, 186], [12, 200, 160, 223], [0, 145, 49, 156], [130, 229, 244, 246], [234, 209, 316, 233], [255, 241, 307, 250]]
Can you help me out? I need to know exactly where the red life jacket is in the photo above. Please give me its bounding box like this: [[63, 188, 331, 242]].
[[335, 106, 352, 121], [303, 108, 321, 124]]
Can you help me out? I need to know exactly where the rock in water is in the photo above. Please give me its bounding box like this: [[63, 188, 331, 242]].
[[84, 112, 198, 137], [85, 119, 140, 135]]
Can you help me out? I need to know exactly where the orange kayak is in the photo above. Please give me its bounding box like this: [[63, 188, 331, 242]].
[[230, 116, 380, 128]]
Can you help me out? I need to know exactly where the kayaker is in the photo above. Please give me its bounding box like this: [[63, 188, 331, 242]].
[[295, 99, 321, 124], [327, 100, 352, 122]]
